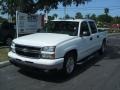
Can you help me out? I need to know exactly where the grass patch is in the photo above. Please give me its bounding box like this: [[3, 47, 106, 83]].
[[0, 48, 9, 62]]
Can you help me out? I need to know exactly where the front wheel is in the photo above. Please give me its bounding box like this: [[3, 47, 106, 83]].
[[63, 52, 76, 75]]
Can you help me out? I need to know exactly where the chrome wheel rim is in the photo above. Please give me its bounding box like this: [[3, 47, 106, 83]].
[[66, 57, 75, 74]]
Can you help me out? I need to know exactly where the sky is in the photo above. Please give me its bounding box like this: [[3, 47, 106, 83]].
[[0, 0, 120, 19], [48, 0, 120, 18]]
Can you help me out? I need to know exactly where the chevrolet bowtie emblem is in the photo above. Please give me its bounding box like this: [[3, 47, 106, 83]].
[[22, 48, 28, 52]]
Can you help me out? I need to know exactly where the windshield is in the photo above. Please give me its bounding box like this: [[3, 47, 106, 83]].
[[45, 21, 79, 36]]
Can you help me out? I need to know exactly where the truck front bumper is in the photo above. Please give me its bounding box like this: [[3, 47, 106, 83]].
[[8, 51, 64, 70]]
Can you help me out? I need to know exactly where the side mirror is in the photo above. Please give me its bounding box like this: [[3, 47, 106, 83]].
[[82, 31, 90, 36]]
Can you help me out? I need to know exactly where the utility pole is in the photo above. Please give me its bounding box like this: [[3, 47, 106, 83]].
[[64, 0, 67, 19], [64, 6, 67, 19], [8, 0, 12, 22], [44, 5, 48, 24], [16, 0, 22, 38]]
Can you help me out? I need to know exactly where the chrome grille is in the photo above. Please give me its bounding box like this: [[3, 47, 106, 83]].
[[15, 44, 41, 59]]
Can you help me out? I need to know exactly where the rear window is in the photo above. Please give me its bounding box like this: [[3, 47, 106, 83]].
[[89, 21, 97, 34]]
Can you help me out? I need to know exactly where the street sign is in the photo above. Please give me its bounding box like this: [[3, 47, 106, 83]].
[[16, 11, 44, 37]]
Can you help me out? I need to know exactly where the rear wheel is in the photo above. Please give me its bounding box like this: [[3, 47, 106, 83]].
[[63, 52, 76, 75], [99, 41, 106, 54]]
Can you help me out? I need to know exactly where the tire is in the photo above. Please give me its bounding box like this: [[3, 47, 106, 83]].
[[99, 41, 106, 55], [5, 37, 13, 46], [63, 52, 76, 75]]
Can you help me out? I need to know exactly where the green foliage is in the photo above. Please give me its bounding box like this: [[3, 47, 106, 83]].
[[36, 0, 91, 9], [48, 16, 54, 21], [112, 16, 120, 24], [75, 12, 83, 19], [90, 14, 97, 21], [0, 0, 36, 17], [104, 8, 109, 15], [65, 14, 71, 19], [0, 17, 7, 23], [85, 14, 90, 19], [97, 14, 113, 23], [97, 21, 104, 27], [1, 21, 9, 28], [52, 13, 58, 19], [0, 0, 91, 17]]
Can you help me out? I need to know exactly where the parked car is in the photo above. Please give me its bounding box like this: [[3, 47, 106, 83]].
[[8, 19, 107, 75], [0, 21, 16, 46]]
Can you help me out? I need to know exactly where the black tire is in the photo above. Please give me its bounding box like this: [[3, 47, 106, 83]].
[[62, 52, 76, 75], [99, 41, 106, 55], [5, 37, 13, 46]]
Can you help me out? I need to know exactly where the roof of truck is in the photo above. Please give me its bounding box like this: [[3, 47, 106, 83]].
[[52, 19, 95, 22]]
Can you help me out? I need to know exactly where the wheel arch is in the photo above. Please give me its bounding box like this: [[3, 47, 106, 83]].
[[64, 49, 78, 61]]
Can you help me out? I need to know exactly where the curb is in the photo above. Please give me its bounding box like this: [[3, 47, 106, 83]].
[[0, 61, 11, 68]]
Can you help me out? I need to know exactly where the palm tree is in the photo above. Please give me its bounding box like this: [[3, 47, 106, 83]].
[[65, 14, 70, 19], [90, 14, 97, 21], [85, 14, 90, 19], [53, 13, 58, 19], [75, 12, 83, 19], [104, 8, 109, 15]]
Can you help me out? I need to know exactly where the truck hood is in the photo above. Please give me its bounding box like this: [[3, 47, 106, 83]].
[[13, 33, 76, 47]]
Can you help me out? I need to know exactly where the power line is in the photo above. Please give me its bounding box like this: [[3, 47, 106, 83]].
[[51, 8, 120, 11], [51, 6, 120, 10]]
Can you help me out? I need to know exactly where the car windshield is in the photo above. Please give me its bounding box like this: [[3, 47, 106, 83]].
[[45, 21, 79, 36]]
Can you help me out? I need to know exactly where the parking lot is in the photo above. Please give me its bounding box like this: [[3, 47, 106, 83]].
[[0, 34, 120, 90]]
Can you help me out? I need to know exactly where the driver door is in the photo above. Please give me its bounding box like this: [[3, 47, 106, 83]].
[[77, 21, 93, 60]]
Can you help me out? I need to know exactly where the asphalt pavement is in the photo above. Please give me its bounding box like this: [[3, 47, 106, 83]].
[[0, 35, 120, 90]]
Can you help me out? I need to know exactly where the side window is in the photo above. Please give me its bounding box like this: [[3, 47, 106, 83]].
[[89, 21, 97, 34], [80, 21, 90, 36]]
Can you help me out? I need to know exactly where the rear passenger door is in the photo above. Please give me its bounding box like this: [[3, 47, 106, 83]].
[[88, 21, 100, 51]]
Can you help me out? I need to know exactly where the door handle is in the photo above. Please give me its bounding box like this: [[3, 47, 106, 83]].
[[97, 35, 99, 38], [90, 37, 93, 40]]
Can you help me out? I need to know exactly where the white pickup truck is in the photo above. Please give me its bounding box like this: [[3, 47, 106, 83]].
[[8, 19, 107, 75]]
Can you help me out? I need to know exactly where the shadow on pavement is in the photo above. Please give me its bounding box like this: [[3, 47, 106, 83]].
[[18, 53, 105, 83]]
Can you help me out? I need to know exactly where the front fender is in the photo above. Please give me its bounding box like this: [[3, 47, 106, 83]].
[[55, 44, 78, 59]]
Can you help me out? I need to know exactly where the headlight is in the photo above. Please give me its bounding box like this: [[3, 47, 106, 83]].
[[11, 42, 15, 53], [41, 46, 55, 52], [41, 46, 56, 59]]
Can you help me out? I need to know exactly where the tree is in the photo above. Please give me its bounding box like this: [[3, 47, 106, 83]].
[[75, 12, 83, 19], [52, 13, 58, 19], [90, 14, 97, 21], [112, 16, 120, 24], [36, 0, 91, 8], [85, 14, 90, 19], [0, 17, 7, 23], [0, 0, 36, 17], [97, 14, 113, 23], [0, 0, 91, 18], [48, 16, 54, 21], [104, 8, 109, 15], [65, 14, 71, 19]]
